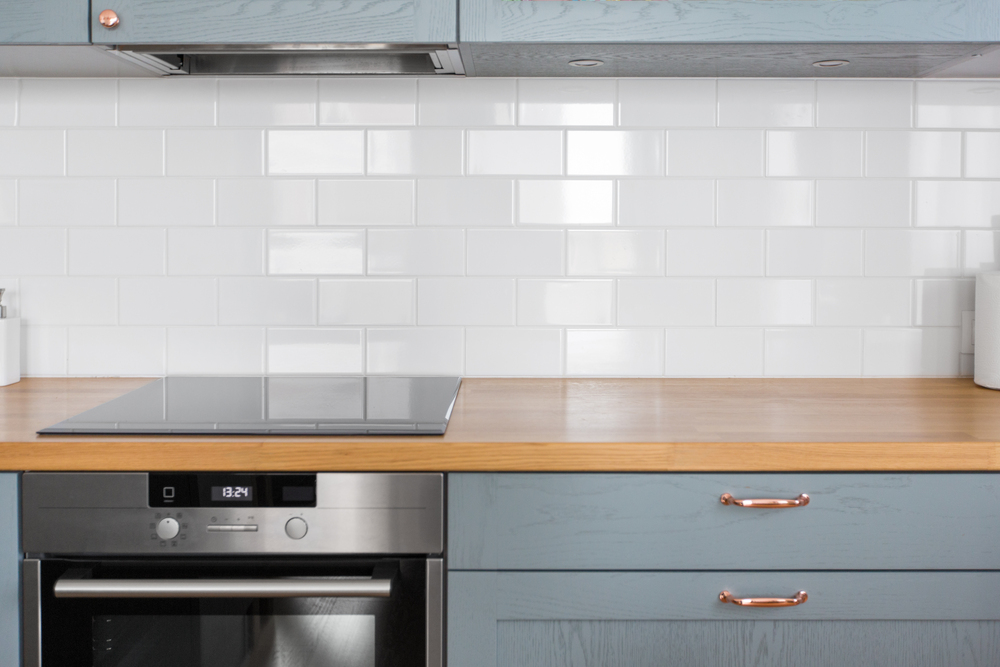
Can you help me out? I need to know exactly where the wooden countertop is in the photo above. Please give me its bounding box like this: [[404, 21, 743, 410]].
[[2, 377, 1000, 472]]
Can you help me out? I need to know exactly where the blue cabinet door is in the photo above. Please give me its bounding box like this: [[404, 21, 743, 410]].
[[0, 0, 89, 44], [91, 0, 456, 44], [0, 474, 18, 667]]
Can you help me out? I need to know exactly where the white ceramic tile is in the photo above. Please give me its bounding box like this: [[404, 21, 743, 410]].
[[21, 325, 67, 376], [863, 328, 961, 376], [0, 180, 13, 225], [666, 229, 764, 276], [218, 179, 315, 227], [319, 79, 416, 126], [665, 328, 764, 376], [67, 129, 163, 176], [717, 279, 812, 326], [169, 228, 263, 276], [19, 278, 116, 325], [219, 79, 316, 126], [319, 279, 414, 325], [816, 180, 911, 228], [219, 278, 316, 325], [416, 278, 515, 325], [267, 130, 363, 175], [618, 180, 714, 227], [817, 80, 913, 128], [619, 80, 716, 128], [963, 231, 1000, 275], [518, 79, 615, 126], [119, 179, 214, 227], [69, 229, 165, 276], [816, 278, 911, 326], [267, 328, 362, 374], [767, 131, 864, 177], [0, 130, 63, 176], [766, 229, 863, 277], [68, 327, 165, 376], [618, 278, 715, 326], [567, 230, 664, 276], [367, 130, 462, 176], [0, 229, 65, 275], [566, 329, 664, 376], [19, 79, 115, 126], [417, 179, 513, 227], [367, 229, 464, 275], [268, 230, 364, 276], [916, 181, 1000, 228], [468, 130, 562, 175], [318, 180, 413, 226], [518, 180, 613, 226], [366, 328, 463, 375], [466, 328, 561, 376], [167, 327, 264, 375], [19, 179, 114, 226], [865, 230, 961, 277], [913, 279, 975, 327], [916, 81, 1000, 128], [419, 79, 515, 126], [567, 131, 664, 176], [119, 78, 217, 127], [167, 129, 263, 176], [718, 80, 814, 127], [966, 132, 1000, 178], [517, 279, 613, 325], [668, 130, 764, 177], [0, 80, 15, 126], [866, 131, 962, 177], [717, 180, 813, 227], [120, 278, 217, 326], [467, 230, 564, 276], [765, 328, 863, 376]]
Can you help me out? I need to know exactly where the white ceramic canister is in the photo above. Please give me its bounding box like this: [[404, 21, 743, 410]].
[[0, 288, 20, 387]]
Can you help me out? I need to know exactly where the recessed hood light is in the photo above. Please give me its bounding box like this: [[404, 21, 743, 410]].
[[813, 59, 850, 68], [568, 59, 604, 67]]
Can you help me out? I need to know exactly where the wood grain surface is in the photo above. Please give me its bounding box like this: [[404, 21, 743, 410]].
[[1, 377, 1000, 471]]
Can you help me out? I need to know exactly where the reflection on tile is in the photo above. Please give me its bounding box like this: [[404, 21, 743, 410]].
[[666, 229, 764, 276], [866, 131, 961, 177], [466, 328, 561, 376], [68, 327, 165, 376], [417, 278, 515, 325], [619, 180, 714, 227], [963, 231, 1000, 275], [319, 180, 413, 226], [167, 129, 263, 176], [517, 279, 613, 325], [417, 179, 513, 226], [817, 180, 911, 227], [0, 130, 64, 176], [219, 79, 316, 126], [817, 80, 912, 128], [718, 80, 814, 127], [913, 279, 975, 326], [764, 329, 862, 376], [767, 131, 863, 177], [67, 129, 163, 177], [916, 81, 1000, 128], [666, 328, 763, 376], [518, 79, 615, 126], [468, 130, 562, 175], [619, 79, 716, 127], [467, 230, 564, 276], [69, 229, 165, 276], [319, 279, 413, 325], [566, 329, 664, 376], [219, 278, 316, 326], [19, 79, 115, 126], [966, 132, 1000, 178], [120, 179, 215, 227], [865, 230, 961, 277], [267, 328, 362, 374], [218, 179, 316, 227], [567, 230, 664, 276], [119, 78, 217, 127], [0, 229, 65, 275], [816, 278, 911, 326], [267, 130, 363, 175], [319, 79, 416, 125], [419, 79, 515, 126], [268, 231, 364, 276], [367, 229, 464, 275], [19, 179, 115, 226], [916, 181, 1000, 228], [367, 129, 462, 175], [20, 278, 116, 325], [167, 327, 264, 375], [668, 130, 764, 177], [718, 180, 813, 226], [120, 278, 217, 326], [618, 278, 714, 326], [567, 131, 664, 176], [169, 228, 263, 276], [366, 328, 463, 375], [767, 229, 863, 276], [863, 328, 961, 376], [717, 279, 812, 326], [518, 180, 613, 226]]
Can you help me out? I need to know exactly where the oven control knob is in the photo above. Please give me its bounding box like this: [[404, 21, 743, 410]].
[[285, 517, 308, 540], [156, 517, 180, 540]]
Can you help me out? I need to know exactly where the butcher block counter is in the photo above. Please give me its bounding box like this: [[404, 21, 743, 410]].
[[1, 377, 999, 471]]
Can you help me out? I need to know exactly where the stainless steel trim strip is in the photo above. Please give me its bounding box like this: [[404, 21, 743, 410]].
[[426, 559, 443, 667], [54, 577, 392, 599], [22, 559, 41, 667]]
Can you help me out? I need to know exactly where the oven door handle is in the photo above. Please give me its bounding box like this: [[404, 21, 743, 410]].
[[53, 577, 393, 599]]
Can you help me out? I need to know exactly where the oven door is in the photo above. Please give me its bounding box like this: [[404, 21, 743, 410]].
[[23, 557, 442, 667]]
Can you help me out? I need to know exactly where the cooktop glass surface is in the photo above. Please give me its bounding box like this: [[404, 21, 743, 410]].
[[38, 376, 462, 435]]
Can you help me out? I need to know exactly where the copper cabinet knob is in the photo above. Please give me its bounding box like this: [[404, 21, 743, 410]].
[[98, 9, 120, 28]]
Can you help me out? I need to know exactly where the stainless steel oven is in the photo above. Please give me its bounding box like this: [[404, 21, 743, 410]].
[[21, 473, 444, 667]]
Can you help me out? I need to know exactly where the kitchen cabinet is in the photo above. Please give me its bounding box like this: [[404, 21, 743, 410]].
[[0, 474, 17, 667], [0, 0, 89, 44]]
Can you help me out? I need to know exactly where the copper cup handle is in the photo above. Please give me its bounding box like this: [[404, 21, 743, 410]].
[[720, 590, 808, 607], [720, 493, 809, 508]]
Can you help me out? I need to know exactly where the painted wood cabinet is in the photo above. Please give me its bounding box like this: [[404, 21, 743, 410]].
[[0, 474, 18, 667], [0, 0, 89, 44]]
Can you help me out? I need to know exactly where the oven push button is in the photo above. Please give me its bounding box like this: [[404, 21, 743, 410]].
[[285, 517, 308, 540], [156, 517, 180, 540]]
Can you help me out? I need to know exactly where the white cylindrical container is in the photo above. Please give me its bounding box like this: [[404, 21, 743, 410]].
[[975, 272, 1000, 389], [0, 289, 19, 387]]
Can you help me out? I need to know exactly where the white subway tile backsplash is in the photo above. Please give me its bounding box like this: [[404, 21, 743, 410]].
[[119, 278, 217, 326], [618, 278, 715, 326], [267, 328, 363, 374], [717, 180, 813, 227], [619, 80, 716, 128], [170, 228, 263, 276], [21, 325, 67, 376], [666, 229, 764, 276], [865, 230, 961, 277], [0, 80, 15, 126], [816, 180, 911, 227], [419, 78, 515, 126], [268, 230, 363, 276], [368, 129, 463, 175], [567, 230, 664, 276], [767, 229, 863, 276], [518, 79, 615, 126], [0, 229, 65, 276], [566, 329, 664, 376], [417, 179, 512, 226], [20, 277, 116, 325], [0, 180, 13, 225], [68, 327, 165, 376], [567, 130, 664, 176], [518, 180, 613, 226], [318, 180, 413, 226], [817, 80, 912, 128], [717, 279, 813, 326], [965, 132, 1000, 178], [367, 229, 464, 275], [767, 131, 864, 177], [267, 130, 363, 175], [167, 327, 264, 375], [863, 328, 961, 376], [319, 279, 414, 325], [19, 179, 115, 226], [218, 179, 315, 227], [916, 181, 1000, 228], [19, 79, 115, 127], [219, 79, 317, 126], [963, 231, 1000, 275], [319, 79, 416, 126], [119, 78, 217, 127], [468, 130, 562, 175], [916, 82, 1000, 129], [618, 180, 714, 227], [0, 130, 64, 176], [913, 279, 975, 327], [866, 131, 962, 177], [119, 179, 215, 227], [416, 278, 515, 325], [67, 129, 163, 176], [466, 328, 561, 376], [665, 328, 763, 376], [69, 229, 165, 276], [518, 279, 613, 325], [167, 129, 263, 176], [668, 130, 764, 177], [816, 278, 911, 326], [718, 80, 814, 127], [366, 328, 463, 375], [467, 230, 564, 276], [764, 328, 863, 376], [219, 278, 316, 325]]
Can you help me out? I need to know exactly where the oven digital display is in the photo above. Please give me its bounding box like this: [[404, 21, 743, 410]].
[[211, 485, 253, 501], [149, 474, 316, 507]]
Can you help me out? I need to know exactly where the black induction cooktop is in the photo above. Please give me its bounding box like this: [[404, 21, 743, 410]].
[[38, 376, 462, 435]]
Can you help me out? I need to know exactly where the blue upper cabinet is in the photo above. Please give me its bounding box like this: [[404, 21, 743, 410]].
[[0, 0, 89, 44], [91, 0, 457, 45]]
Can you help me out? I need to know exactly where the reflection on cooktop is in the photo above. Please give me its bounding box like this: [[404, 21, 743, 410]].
[[38, 377, 462, 436]]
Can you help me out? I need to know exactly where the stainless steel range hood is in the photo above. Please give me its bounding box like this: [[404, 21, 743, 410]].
[[106, 43, 466, 76]]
